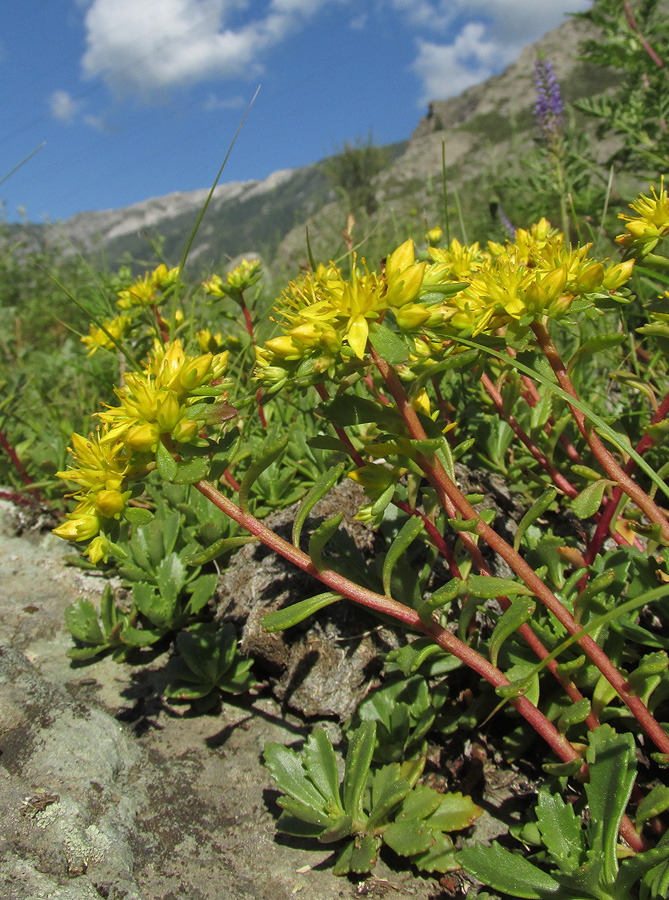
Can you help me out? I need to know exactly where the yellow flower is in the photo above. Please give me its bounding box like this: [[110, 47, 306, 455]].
[[53, 512, 101, 543], [87, 534, 111, 565], [81, 315, 130, 357], [617, 177, 669, 256], [385, 239, 426, 308]]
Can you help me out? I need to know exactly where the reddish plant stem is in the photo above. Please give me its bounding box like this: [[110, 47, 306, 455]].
[[585, 389, 669, 565], [624, 0, 665, 68], [151, 305, 170, 344], [532, 321, 669, 547], [194, 479, 583, 764], [372, 349, 669, 757], [481, 370, 639, 553], [0, 426, 34, 488], [318, 379, 595, 725], [193, 476, 644, 850], [480, 371, 579, 497]]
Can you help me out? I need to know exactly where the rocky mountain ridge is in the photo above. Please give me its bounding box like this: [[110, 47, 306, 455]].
[[50, 13, 606, 274]]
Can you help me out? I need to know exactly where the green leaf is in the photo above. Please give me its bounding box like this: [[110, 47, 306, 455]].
[[411, 831, 458, 874], [132, 581, 174, 629], [303, 728, 344, 815], [172, 457, 210, 484], [155, 553, 187, 610], [458, 842, 561, 898], [119, 624, 166, 647], [238, 434, 289, 513], [349, 833, 379, 874], [382, 515, 424, 596], [292, 462, 346, 548], [488, 597, 536, 667], [366, 778, 412, 830], [567, 332, 626, 374], [185, 573, 218, 615], [123, 506, 154, 526], [557, 699, 591, 734], [99, 583, 118, 637], [571, 479, 611, 519], [368, 321, 409, 364], [467, 575, 535, 599], [263, 743, 330, 812], [427, 791, 483, 832], [262, 592, 342, 632], [636, 785, 669, 833], [64, 597, 105, 645], [343, 721, 376, 822], [276, 796, 332, 828], [514, 488, 557, 552], [156, 439, 178, 482], [308, 512, 343, 571], [383, 817, 434, 856], [535, 790, 584, 873], [585, 725, 636, 888], [186, 534, 257, 565]]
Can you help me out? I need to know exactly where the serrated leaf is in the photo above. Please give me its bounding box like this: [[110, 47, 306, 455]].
[[276, 796, 333, 828], [535, 790, 584, 872], [64, 597, 105, 645], [458, 842, 561, 898], [557, 699, 591, 734], [155, 553, 187, 612], [411, 831, 458, 873], [119, 624, 166, 647], [99, 583, 118, 637], [427, 792, 483, 832], [382, 515, 424, 596], [262, 592, 342, 632], [185, 573, 218, 615], [264, 742, 331, 813], [349, 833, 379, 874], [383, 817, 434, 856], [636, 785, 669, 832], [585, 725, 636, 887], [156, 439, 178, 482], [488, 596, 536, 667], [292, 462, 345, 548]]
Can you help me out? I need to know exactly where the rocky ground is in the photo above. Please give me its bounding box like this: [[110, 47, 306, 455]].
[[0, 499, 475, 900]]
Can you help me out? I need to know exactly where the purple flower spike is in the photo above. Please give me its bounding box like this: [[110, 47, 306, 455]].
[[498, 205, 517, 240], [534, 58, 564, 143]]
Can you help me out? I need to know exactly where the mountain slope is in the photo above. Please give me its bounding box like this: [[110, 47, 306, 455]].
[[51, 14, 605, 277]]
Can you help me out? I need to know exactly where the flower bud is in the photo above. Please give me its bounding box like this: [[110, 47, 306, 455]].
[[576, 262, 604, 293], [156, 390, 182, 431], [180, 354, 212, 391], [88, 534, 111, 565], [395, 303, 431, 329], [602, 259, 635, 291], [125, 422, 160, 452], [171, 419, 199, 443], [95, 489, 126, 518], [53, 513, 100, 542]]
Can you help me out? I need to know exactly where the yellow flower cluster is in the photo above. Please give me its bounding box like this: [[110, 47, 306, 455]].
[[617, 177, 669, 257], [257, 240, 426, 368], [55, 339, 232, 561], [256, 226, 634, 380], [203, 258, 262, 300], [99, 339, 230, 451], [53, 430, 131, 563], [81, 264, 180, 356], [116, 264, 180, 310]]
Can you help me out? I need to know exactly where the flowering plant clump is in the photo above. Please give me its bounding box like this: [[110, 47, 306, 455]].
[[54, 338, 233, 562], [45, 173, 669, 891]]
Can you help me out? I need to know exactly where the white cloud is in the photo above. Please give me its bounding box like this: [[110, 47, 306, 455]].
[[412, 23, 506, 106], [81, 0, 335, 98], [203, 91, 245, 110], [48, 89, 84, 123], [405, 1, 592, 104]]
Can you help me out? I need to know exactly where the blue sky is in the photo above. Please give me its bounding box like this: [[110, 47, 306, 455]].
[[1, 0, 591, 223]]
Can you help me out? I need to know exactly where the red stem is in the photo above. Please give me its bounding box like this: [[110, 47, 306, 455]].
[[372, 349, 669, 757], [624, 1, 664, 68], [585, 388, 669, 564], [532, 321, 669, 546]]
